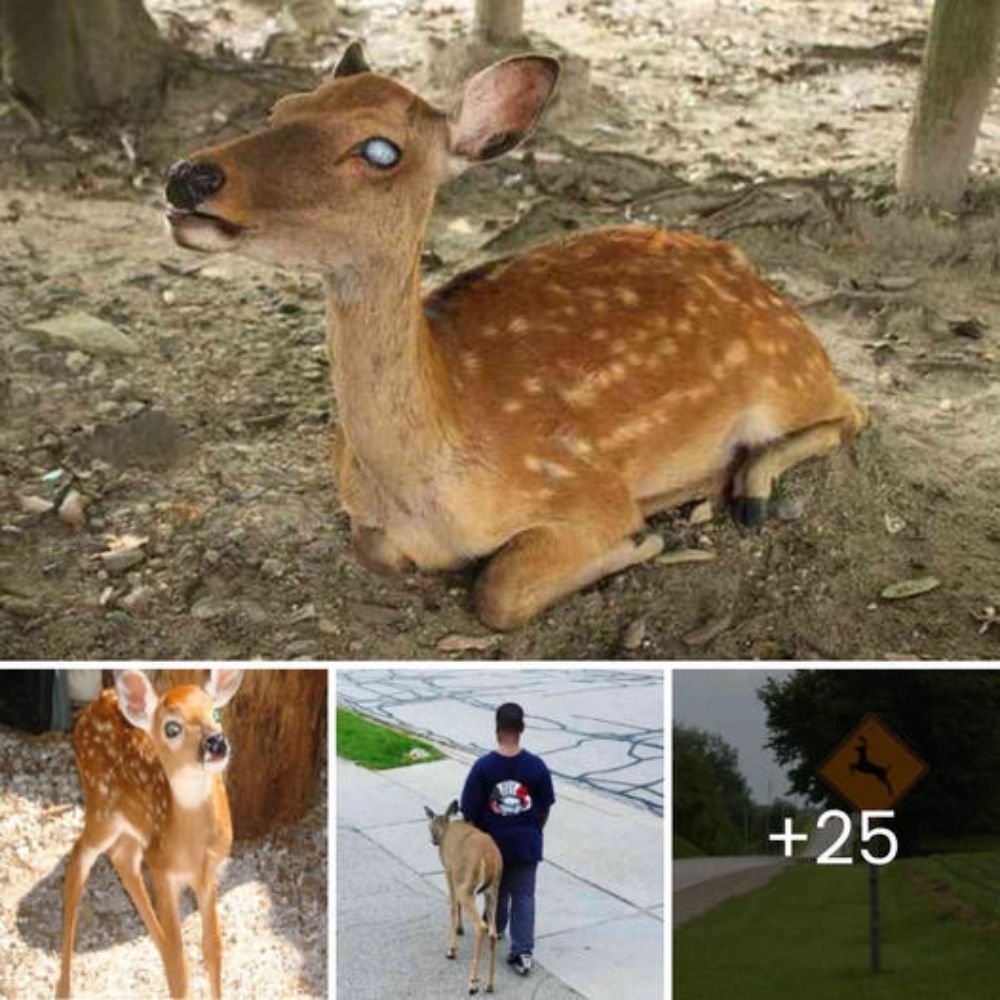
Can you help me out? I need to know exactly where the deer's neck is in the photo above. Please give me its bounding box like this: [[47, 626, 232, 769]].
[[324, 251, 455, 467]]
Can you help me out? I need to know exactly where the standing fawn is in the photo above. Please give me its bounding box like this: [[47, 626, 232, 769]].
[[425, 800, 503, 995], [57, 668, 244, 999], [165, 41, 867, 630]]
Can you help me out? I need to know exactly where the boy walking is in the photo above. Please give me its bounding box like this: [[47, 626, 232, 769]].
[[460, 702, 555, 976]]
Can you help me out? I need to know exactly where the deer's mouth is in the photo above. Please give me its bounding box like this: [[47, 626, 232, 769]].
[[166, 208, 247, 252]]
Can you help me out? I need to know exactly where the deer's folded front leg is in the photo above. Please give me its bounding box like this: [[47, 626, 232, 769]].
[[475, 485, 660, 631]]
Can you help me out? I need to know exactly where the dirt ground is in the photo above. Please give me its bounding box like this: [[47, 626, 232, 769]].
[[0, 721, 327, 999], [1, 0, 999, 660]]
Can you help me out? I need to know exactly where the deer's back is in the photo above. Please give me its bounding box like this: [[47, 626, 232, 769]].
[[73, 690, 169, 846], [423, 225, 849, 503]]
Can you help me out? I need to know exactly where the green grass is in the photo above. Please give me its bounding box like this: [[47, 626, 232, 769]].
[[336, 708, 443, 770], [675, 860, 1000, 999], [674, 835, 705, 859], [907, 852, 1000, 922]]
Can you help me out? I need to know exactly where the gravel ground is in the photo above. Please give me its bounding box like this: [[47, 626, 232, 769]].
[[0, 722, 327, 1000]]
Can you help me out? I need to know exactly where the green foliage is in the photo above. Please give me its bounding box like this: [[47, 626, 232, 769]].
[[674, 835, 704, 859], [906, 851, 1000, 921], [759, 671, 1000, 852], [336, 708, 443, 770], [675, 860, 1000, 999], [673, 724, 753, 855]]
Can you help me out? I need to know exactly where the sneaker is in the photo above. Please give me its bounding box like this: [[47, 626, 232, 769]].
[[512, 955, 533, 976]]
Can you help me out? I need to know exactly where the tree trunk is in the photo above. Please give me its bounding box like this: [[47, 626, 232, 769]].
[[156, 669, 327, 840], [473, 0, 525, 45], [0, 0, 168, 122], [897, 0, 1000, 208]]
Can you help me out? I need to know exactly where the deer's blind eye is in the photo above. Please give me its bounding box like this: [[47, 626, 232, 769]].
[[360, 137, 401, 169], [213, 709, 222, 723], [164, 721, 182, 739]]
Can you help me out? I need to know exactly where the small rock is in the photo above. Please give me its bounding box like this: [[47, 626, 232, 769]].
[[58, 490, 87, 529], [110, 378, 130, 399], [774, 497, 806, 522], [283, 638, 318, 658], [939, 398, 953, 412], [123, 400, 146, 418], [100, 547, 145, 574], [65, 351, 91, 373], [18, 495, 54, 515], [318, 617, 340, 635], [161, 289, 177, 305], [406, 747, 431, 761], [95, 401, 119, 417], [261, 558, 285, 579], [437, 633, 501, 652], [688, 500, 713, 526], [24, 311, 140, 357], [191, 596, 227, 621], [289, 602, 317, 624], [121, 586, 153, 613], [657, 548, 718, 566], [877, 275, 917, 291], [880, 576, 941, 601], [883, 512, 906, 536], [622, 617, 647, 651]]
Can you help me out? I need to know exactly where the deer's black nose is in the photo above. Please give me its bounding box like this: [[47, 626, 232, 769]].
[[204, 732, 228, 758], [166, 160, 225, 210]]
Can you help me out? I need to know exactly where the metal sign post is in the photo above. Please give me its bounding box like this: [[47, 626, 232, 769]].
[[869, 862, 880, 973], [817, 714, 928, 976]]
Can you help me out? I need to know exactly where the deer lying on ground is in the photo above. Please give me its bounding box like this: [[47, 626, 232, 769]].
[[57, 668, 244, 999], [425, 800, 502, 995], [164, 41, 867, 630]]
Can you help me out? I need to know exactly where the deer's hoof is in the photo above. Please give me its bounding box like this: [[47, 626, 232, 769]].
[[732, 496, 768, 529], [446, 949, 457, 960], [469, 985, 479, 995], [456, 925, 464, 935]]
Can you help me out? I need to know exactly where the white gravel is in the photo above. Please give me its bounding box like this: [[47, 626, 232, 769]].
[[0, 723, 327, 999]]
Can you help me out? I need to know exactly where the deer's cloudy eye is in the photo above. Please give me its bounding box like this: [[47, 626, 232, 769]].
[[213, 709, 222, 723], [164, 721, 182, 739], [360, 137, 401, 169]]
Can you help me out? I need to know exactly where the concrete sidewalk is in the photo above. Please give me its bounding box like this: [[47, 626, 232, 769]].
[[337, 757, 664, 1000]]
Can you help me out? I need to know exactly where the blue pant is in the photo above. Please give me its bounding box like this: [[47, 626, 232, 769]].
[[495, 860, 537, 958]]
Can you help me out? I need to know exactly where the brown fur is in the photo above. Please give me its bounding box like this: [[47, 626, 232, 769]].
[[166, 50, 868, 630], [57, 670, 242, 999], [426, 802, 503, 994]]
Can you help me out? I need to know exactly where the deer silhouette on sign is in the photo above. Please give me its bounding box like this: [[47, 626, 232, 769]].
[[849, 736, 893, 796]]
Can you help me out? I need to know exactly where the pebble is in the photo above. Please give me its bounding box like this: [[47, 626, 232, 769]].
[[657, 548, 717, 566], [191, 595, 227, 620], [58, 490, 86, 529], [880, 576, 941, 601], [110, 378, 130, 399], [64, 351, 91, 373], [99, 547, 145, 574], [775, 496, 806, 522], [121, 586, 154, 613], [688, 500, 713, 525], [17, 495, 54, 515], [437, 633, 501, 652], [622, 617, 647, 651], [261, 558, 285, 578], [23, 311, 140, 356]]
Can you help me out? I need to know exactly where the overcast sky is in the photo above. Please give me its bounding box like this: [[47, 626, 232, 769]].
[[673, 669, 798, 804]]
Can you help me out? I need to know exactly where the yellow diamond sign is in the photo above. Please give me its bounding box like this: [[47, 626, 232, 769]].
[[818, 714, 928, 811]]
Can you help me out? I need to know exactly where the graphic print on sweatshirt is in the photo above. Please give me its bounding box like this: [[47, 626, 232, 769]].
[[489, 779, 533, 816]]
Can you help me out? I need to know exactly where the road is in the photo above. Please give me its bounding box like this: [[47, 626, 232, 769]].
[[673, 856, 789, 928]]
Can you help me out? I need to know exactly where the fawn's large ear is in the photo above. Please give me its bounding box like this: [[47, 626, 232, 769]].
[[205, 668, 244, 707], [334, 40, 371, 78], [114, 670, 158, 731], [447, 55, 560, 166], [445, 799, 460, 818], [424, 806, 435, 820]]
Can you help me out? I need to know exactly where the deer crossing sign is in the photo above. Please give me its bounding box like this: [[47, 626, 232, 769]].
[[818, 714, 928, 812]]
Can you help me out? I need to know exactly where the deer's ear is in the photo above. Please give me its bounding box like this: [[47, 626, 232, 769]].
[[114, 670, 158, 731], [205, 668, 244, 707], [445, 799, 460, 818], [447, 55, 560, 165], [334, 40, 371, 78], [424, 806, 435, 820]]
